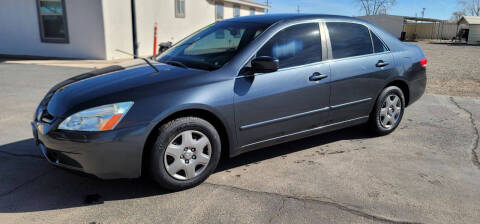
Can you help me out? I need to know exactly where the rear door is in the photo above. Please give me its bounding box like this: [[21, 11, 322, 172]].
[[325, 22, 395, 123], [234, 22, 331, 148]]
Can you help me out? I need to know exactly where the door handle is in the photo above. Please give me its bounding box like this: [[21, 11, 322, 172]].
[[376, 60, 389, 67], [309, 72, 328, 81]]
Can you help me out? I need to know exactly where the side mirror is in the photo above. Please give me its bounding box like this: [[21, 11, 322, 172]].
[[251, 56, 279, 73], [158, 41, 172, 53]]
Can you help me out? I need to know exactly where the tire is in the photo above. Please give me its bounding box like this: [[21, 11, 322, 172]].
[[369, 86, 405, 136], [150, 117, 221, 190]]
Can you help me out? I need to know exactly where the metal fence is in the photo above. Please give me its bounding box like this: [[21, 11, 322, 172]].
[[403, 22, 458, 40]]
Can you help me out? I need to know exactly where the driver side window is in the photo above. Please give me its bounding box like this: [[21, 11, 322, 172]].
[[257, 23, 322, 69]]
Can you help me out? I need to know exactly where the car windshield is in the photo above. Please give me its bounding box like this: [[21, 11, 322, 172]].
[[156, 22, 269, 71]]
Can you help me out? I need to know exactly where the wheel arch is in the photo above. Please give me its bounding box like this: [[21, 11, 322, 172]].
[[375, 79, 410, 107], [141, 106, 232, 176], [385, 79, 410, 106]]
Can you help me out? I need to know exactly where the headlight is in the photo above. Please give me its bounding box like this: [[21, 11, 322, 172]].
[[58, 102, 133, 131]]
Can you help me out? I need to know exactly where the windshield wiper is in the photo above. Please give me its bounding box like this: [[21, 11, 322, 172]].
[[139, 58, 160, 72], [164, 60, 189, 69]]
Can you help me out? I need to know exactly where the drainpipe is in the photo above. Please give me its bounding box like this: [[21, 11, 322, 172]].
[[131, 0, 138, 58]]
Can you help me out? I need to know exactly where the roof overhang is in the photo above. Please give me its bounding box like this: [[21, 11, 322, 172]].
[[359, 14, 448, 23], [403, 16, 443, 23], [223, 0, 269, 9], [458, 16, 480, 25]]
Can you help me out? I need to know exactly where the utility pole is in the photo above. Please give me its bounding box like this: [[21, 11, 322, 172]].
[[416, 8, 425, 39], [296, 5, 300, 14], [131, 0, 138, 58], [414, 12, 418, 40], [265, 0, 270, 14]]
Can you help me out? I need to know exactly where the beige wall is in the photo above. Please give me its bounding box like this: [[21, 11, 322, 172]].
[[468, 25, 480, 44], [224, 2, 263, 18], [0, 0, 265, 60], [403, 22, 457, 40], [101, 0, 134, 59], [0, 0, 106, 59], [359, 15, 405, 38], [134, 0, 215, 57], [132, 0, 265, 58]]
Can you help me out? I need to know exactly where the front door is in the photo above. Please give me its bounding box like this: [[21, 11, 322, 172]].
[[234, 22, 331, 149]]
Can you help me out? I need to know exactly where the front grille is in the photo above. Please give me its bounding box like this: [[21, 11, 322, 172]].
[[40, 144, 82, 169]]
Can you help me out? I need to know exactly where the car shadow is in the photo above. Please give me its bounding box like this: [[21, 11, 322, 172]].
[[217, 125, 372, 171], [0, 125, 372, 213]]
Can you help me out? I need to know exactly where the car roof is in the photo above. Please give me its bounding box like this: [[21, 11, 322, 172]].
[[223, 13, 363, 25]]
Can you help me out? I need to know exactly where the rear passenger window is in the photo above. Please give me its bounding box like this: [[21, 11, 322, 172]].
[[257, 23, 322, 69], [326, 22, 372, 59], [371, 31, 388, 53]]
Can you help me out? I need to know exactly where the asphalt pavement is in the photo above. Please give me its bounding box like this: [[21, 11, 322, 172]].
[[0, 63, 479, 224]]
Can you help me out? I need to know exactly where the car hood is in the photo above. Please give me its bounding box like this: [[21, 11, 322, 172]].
[[43, 59, 205, 117]]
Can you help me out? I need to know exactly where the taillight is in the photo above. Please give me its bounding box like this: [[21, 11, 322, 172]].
[[420, 58, 427, 68]]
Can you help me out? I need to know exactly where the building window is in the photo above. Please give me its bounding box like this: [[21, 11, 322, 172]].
[[175, 0, 185, 18], [250, 7, 255, 15], [234, 5, 240, 17], [37, 0, 69, 43], [215, 1, 224, 20]]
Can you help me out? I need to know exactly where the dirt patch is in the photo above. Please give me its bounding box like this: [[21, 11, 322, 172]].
[[414, 41, 480, 97]]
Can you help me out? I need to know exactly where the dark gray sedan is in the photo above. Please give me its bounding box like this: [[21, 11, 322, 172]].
[[32, 14, 426, 190]]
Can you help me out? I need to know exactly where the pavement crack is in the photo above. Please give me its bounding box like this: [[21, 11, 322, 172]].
[[449, 97, 480, 170], [205, 182, 423, 224], [0, 168, 53, 198], [268, 197, 285, 224], [0, 150, 42, 159]]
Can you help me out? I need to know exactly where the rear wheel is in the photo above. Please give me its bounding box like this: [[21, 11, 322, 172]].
[[369, 86, 405, 135], [150, 117, 221, 190]]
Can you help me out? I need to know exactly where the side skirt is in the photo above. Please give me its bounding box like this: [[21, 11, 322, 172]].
[[232, 116, 369, 157]]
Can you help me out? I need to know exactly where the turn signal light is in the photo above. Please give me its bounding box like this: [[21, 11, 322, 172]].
[[100, 114, 124, 131]]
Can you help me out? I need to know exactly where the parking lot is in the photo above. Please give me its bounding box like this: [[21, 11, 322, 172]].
[[1, 42, 480, 223]]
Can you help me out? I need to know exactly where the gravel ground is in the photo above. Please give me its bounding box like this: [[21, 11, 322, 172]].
[[414, 41, 480, 97]]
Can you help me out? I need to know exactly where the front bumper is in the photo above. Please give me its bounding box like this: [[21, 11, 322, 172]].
[[31, 121, 149, 179]]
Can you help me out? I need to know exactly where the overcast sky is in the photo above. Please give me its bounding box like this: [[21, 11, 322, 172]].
[[266, 0, 461, 20]]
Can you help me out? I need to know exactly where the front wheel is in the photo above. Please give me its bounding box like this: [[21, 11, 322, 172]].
[[150, 117, 221, 190], [369, 86, 405, 135]]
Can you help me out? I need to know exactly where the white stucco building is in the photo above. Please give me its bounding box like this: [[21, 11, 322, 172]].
[[0, 0, 268, 59]]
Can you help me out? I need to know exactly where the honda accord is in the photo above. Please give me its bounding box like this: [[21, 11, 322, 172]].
[[32, 14, 426, 190]]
